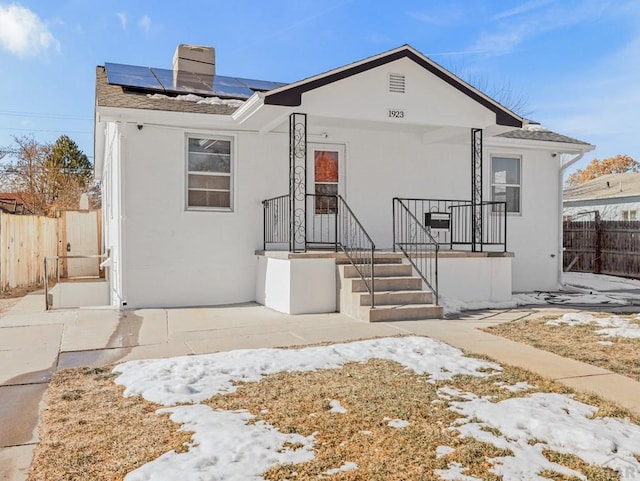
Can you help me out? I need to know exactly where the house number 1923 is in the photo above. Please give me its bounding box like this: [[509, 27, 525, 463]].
[[388, 109, 405, 119]]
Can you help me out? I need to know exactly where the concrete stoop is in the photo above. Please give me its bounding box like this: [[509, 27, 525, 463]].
[[337, 254, 443, 322]]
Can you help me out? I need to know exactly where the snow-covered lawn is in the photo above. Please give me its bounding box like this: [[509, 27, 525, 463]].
[[28, 336, 640, 480], [487, 312, 640, 382]]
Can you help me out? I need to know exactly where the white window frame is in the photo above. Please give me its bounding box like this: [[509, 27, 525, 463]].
[[622, 209, 638, 221], [185, 134, 234, 212], [490, 154, 522, 215]]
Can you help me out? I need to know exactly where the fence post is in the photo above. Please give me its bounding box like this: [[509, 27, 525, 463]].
[[594, 211, 602, 274]]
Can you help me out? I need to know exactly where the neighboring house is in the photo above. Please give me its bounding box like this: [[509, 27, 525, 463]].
[[94, 44, 594, 318], [0, 193, 33, 214], [563, 172, 640, 221]]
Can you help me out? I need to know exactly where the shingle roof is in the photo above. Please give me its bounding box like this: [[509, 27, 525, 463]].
[[496, 128, 591, 145], [95, 66, 239, 115], [564, 172, 640, 202]]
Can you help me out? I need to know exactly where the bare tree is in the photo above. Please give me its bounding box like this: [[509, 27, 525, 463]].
[[0, 135, 97, 216]]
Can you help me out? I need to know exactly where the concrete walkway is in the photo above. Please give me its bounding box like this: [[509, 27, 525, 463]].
[[1, 293, 640, 481]]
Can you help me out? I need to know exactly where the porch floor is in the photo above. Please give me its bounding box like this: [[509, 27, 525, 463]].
[[256, 249, 514, 260]]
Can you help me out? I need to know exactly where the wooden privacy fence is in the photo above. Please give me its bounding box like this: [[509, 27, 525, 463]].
[[0, 210, 102, 292], [0, 213, 59, 291], [563, 215, 640, 279]]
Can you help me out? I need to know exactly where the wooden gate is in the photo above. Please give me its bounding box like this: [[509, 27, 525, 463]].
[[58, 210, 102, 278], [563, 212, 640, 279]]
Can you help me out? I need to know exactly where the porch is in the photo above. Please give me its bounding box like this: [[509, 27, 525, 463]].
[[258, 194, 511, 320]]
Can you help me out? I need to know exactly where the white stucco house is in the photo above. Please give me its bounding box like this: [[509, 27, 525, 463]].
[[94, 44, 594, 320], [564, 172, 640, 221]]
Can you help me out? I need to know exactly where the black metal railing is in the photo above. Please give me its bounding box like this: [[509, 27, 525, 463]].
[[393, 198, 507, 252], [336, 195, 375, 307], [262, 193, 376, 307], [306, 194, 339, 250], [263, 194, 290, 251], [392, 198, 439, 304]]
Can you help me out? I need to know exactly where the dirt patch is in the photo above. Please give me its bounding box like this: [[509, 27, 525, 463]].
[[484, 315, 640, 382], [0, 297, 20, 318], [0, 285, 42, 318], [28, 356, 638, 480]]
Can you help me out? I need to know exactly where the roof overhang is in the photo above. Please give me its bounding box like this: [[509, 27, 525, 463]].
[[488, 134, 596, 154]]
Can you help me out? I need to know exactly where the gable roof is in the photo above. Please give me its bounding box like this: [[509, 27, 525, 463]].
[[263, 45, 524, 128], [564, 172, 640, 202]]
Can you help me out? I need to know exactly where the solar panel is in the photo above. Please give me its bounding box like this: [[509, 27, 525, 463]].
[[105, 62, 284, 99], [104, 63, 164, 91], [236, 77, 286, 92], [151, 68, 213, 95], [212, 76, 254, 98]]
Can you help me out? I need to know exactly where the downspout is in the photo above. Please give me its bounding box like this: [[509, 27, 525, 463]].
[[558, 151, 586, 288]]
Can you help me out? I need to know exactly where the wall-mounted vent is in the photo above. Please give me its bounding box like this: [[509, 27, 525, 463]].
[[388, 73, 405, 93]]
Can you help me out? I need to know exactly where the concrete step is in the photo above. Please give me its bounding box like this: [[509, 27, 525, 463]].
[[342, 263, 412, 279], [359, 290, 433, 306], [334, 253, 404, 265], [367, 304, 444, 322], [351, 276, 423, 293]]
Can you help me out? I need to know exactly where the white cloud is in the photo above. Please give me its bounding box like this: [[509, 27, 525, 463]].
[[0, 3, 59, 57], [116, 12, 127, 30], [138, 14, 151, 34]]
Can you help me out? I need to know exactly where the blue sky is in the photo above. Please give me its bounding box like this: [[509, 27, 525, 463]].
[[0, 0, 638, 175]]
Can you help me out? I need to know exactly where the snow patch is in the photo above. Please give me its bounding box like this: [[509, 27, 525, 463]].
[[328, 400, 347, 414], [123, 405, 314, 481], [497, 381, 536, 393], [448, 392, 640, 480], [147, 93, 245, 107], [436, 445, 456, 458], [546, 313, 640, 339], [435, 462, 482, 480], [113, 337, 502, 406], [323, 461, 358, 475], [385, 418, 409, 429]]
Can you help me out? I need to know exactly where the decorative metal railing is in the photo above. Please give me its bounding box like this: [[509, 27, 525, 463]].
[[263, 194, 290, 251], [262, 193, 376, 307], [392, 198, 439, 305], [392, 198, 507, 252], [336, 195, 375, 307]]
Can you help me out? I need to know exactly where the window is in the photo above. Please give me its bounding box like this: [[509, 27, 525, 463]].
[[491, 156, 521, 213], [622, 210, 638, 221], [186, 136, 232, 210], [314, 150, 339, 214]]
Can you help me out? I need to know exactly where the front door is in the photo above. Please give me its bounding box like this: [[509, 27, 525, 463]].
[[307, 143, 345, 248]]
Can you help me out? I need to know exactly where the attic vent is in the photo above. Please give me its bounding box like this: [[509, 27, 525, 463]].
[[388, 73, 405, 93]]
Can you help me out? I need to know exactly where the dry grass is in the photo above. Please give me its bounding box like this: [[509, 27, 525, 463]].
[[484, 315, 640, 382], [27, 366, 192, 481], [28, 352, 640, 481]]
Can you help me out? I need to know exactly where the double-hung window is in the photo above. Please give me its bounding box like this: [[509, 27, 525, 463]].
[[186, 136, 233, 210], [491, 156, 521, 214]]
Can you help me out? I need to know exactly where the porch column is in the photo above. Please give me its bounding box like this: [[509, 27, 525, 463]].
[[471, 128, 483, 252], [290, 113, 307, 252]]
